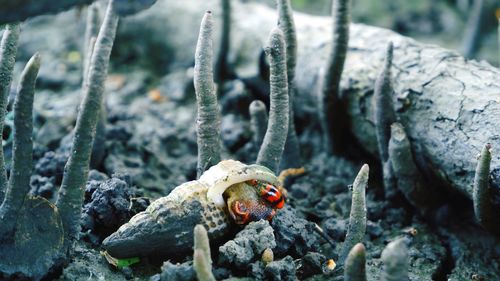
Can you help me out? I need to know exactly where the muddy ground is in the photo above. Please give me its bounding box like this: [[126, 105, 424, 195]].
[[4, 1, 499, 280]]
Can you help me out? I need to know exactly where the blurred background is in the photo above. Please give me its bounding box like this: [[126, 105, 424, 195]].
[[253, 0, 500, 66]]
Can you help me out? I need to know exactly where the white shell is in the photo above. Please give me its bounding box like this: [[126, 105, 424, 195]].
[[203, 159, 280, 207]]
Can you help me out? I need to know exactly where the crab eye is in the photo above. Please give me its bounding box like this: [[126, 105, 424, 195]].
[[260, 184, 285, 209]]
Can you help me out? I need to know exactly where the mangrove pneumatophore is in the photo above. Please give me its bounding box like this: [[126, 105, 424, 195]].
[[82, 4, 107, 170], [249, 100, 269, 149], [380, 238, 409, 281], [318, 0, 350, 155], [56, 0, 119, 248], [0, 23, 20, 202], [277, 0, 301, 170], [339, 164, 368, 264], [194, 11, 222, 178], [0, 53, 41, 241], [373, 42, 397, 199], [256, 27, 289, 174], [214, 0, 231, 84], [388, 122, 441, 215], [193, 224, 216, 281], [344, 243, 367, 281], [0, 1, 118, 279], [473, 143, 499, 236]]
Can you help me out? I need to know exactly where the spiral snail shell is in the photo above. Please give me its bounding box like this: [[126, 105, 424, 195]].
[[102, 160, 283, 258]]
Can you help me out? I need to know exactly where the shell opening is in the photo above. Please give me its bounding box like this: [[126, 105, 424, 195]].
[[203, 160, 280, 208]]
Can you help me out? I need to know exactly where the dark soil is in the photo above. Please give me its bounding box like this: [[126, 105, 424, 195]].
[[3, 1, 498, 280]]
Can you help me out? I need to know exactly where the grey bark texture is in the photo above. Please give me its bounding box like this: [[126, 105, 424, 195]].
[[0, 0, 95, 24], [340, 164, 368, 264], [256, 28, 289, 174], [0, 0, 157, 24], [0, 53, 40, 240], [0, 23, 20, 202], [277, 0, 301, 170], [100, 0, 500, 206], [56, 0, 118, 248], [194, 11, 222, 178]]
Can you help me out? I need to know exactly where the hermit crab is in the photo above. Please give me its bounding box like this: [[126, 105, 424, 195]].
[[102, 160, 286, 259]]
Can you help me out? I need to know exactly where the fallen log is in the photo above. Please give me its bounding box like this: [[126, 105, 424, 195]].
[[117, 0, 500, 204], [0, 0, 95, 24]]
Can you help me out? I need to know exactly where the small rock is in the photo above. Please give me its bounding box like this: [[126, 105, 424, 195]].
[[88, 170, 109, 182], [311, 194, 337, 218], [157, 69, 194, 103], [156, 260, 195, 281], [81, 176, 148, 241], [213, 266, 231, 280], [322, 217, 347, 241], [220, 80, 253, 115], [34, 150, 69, 183], [264, 256, 297, 281], [36, 120, 71, 150], [220, 114, 250, 152], [30, 175, 55, 199], [219, 220, 276, 268], [367, 220, 384, 238], [106, 121, 134, 141], [249, 261, 266, 280], [271, 206, 319, 256], [297, 252, 326, 279]]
